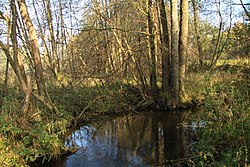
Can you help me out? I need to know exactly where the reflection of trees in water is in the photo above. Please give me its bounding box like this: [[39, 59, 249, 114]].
[[65, 112, 196, 166], [162, 112, 186, 160], [125, 115, 150, 155], [152, 115, 159, 165], [65, 121, 105, 148], [114, 112, 194, 165], [151, 112, 193, 166]]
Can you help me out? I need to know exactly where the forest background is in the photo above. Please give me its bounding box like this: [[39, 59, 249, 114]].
[[0, 0, 249, 166]]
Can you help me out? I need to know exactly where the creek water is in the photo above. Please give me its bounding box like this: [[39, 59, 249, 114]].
[[44, 111, 203, 167]]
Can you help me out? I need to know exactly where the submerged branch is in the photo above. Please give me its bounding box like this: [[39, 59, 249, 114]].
[[74, 96, 104, 126]]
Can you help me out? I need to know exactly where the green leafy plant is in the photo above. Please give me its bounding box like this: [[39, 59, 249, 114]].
[[193, 70, 249, 166]]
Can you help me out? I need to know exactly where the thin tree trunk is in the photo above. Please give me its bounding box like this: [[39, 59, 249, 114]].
[[32, 0, 51, 69], [59, 0, 65, 72], [3, 59, 9, 94], [148, 0, 158, 96], [210, 0, 223, 69], [152, 116, 159, 165], [240, 0, 250, 20], [191, 0, 203, 67], [44, 0, 58, 78], [3, 14, 11, 96]]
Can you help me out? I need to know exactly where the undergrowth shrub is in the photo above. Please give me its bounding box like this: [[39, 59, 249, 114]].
[[193, 72, 249, 166], [0, 92, 69, 166], [49, 83, 139, 115]]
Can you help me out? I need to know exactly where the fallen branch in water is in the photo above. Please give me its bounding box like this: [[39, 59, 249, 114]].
[[74, 96, 104, 126]]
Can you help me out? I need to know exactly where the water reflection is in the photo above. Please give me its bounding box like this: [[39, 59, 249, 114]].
[[58, 111, 200, 167]]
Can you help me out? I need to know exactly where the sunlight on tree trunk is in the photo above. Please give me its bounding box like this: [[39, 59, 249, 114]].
[[148, 0, 158, 96], [44, 0, 58, 78], [17, 0, 45, 96], [179, 0, 189, 104]]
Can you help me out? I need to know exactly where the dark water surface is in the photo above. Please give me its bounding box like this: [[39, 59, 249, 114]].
[[45, 111, 203, 167]]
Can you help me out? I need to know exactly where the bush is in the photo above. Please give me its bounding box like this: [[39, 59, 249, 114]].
[[193, 71, 249, 166], [0, 92, 68, 166]]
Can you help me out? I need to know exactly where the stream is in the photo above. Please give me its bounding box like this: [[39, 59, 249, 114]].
[[43, 111, 203, 167]]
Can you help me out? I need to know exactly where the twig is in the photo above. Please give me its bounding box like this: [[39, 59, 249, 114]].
[[32, 92, 59, 113], [74, 96, 104, 126]]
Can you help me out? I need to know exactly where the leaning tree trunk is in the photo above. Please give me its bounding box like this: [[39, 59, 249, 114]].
[[17, 0, 45, 96], [240, 0, 250, 20], [10, 0, 29, 93]]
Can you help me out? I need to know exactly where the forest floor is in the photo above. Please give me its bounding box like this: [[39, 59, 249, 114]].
[[0, 60, 249, 166]]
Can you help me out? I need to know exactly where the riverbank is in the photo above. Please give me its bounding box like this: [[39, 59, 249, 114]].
[[0, 82, 144, 166], [190, 65, 249, 166], [0, 62, 249, 166]]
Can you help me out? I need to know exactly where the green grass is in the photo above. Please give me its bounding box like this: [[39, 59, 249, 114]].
[[0, 91, 67, 166], [189, 65, 250, 166]]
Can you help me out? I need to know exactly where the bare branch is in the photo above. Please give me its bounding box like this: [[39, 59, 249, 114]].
[[239, 0, 250, 20], [0, 10, 9, 21]]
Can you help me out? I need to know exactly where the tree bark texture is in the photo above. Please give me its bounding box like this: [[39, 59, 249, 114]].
[[148, 0, 158, 96], [179, 0, 189, 103], [17, 0, 45, 96], [159, 0, 171, 105], [170, 0, 179, 107]]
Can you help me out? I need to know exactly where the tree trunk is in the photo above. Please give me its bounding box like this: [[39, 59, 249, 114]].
[[10, 0, 29, 93], [179, 0, 189, 103], [148, 0, 158, 96], [209, 1, 223, 69], [240, 0, 250, 20], [3, 13, 11, 96], [191, 0, 203, 67], [44, 0, 58, 78], [159, 0, 171, 106], [17, 0, 45, 96], [170, 0, 179, 108], [59, 0, 66, 72]]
